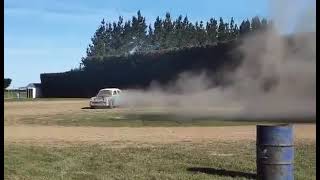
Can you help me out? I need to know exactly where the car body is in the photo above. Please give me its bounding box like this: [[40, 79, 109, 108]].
[[89, 88, 122, 108]]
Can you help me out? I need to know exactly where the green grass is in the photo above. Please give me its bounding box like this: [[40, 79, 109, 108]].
[[4, 141, 315, 180], [17, 110, 315, 127], [18, 112, 267, 127]]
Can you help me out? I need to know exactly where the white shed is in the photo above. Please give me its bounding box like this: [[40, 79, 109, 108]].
[[23, 83, 42, 98]]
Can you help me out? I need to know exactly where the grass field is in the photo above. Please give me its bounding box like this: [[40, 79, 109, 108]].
[[16, 112, 316, 127], [4, 141, 315, 180], [17, 111, 270, 127], [4, 99, 316, 180]]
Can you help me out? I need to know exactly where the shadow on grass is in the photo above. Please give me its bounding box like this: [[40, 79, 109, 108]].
[[187, 167, 256, 179], [82, 106, 116, 109], [81, 107, 92, 109]]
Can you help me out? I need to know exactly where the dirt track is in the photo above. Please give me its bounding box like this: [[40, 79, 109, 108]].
[[4, 100, 316, 145], [4, 124, 315, 145]]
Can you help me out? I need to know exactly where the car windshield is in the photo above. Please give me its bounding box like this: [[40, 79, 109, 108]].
[[97, 90, 112, 97]]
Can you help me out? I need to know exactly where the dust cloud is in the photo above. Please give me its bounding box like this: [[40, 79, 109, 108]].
[[120, 0, 316, 120]]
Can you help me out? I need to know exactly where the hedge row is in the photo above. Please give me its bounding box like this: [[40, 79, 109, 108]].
[[40, 41, 242, 98]]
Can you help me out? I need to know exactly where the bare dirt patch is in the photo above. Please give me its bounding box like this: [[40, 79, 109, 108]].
[[4, 100, 88, 116], [4, 124, 315, 145]]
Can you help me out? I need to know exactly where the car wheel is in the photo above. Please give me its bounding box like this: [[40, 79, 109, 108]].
[[109, 100, 114, 109]]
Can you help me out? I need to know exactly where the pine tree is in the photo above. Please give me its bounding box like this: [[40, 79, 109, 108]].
[[121, 20, 133, 55], [162, 12, 174, 49], [146, 24, 155, 51], [196, 21, 207, 46], [188, 21, 197, 47], [217, 17, 226, 42], [224, 22, 230, 40], [110, 16, 124, 55], [82, 12, 265, 64], [105, 23, 113, 55], [173, 15, 184, 48], [233, 24, 240, 39], [153, 16, 163, 50], [251, 16, 262, 31], [239, 19, 251, 36], [182, 16, 192, 46], [87, 19, 106, 58], [206, 18, 218, 44], [229, 17, 239, 40], [130, 10, 147, 53]]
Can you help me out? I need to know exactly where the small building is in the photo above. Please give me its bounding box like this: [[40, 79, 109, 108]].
[[19, 83, 42, 98]]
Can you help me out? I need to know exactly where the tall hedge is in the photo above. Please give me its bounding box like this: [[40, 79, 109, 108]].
[[41, 41, 242, 98]]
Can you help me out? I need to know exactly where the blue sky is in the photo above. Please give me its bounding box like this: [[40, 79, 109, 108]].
[[6, 0, 310, 88]]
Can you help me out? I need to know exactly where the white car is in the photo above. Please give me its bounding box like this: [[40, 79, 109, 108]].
[[89, 88, 122, 109]]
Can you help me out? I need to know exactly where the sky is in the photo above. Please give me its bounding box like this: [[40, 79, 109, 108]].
[[4, 0, 277, 88]]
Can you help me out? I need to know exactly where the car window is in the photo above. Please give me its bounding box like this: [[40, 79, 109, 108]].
[[97, 90, 112, 97], [113, 91, 117, 95], [117, 90, 120, 94]]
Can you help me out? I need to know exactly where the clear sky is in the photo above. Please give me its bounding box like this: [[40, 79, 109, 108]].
[[6, 0, 309, 88]]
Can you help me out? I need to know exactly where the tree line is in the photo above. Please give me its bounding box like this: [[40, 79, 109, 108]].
[[82, 11, 270, 67], [41, 11, 272, 97]]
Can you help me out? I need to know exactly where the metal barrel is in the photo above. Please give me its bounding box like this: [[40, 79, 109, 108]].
[[256, 124, 294, 180]]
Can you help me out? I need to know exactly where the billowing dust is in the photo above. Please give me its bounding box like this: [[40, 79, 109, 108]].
[[120, 0, 316, 120]]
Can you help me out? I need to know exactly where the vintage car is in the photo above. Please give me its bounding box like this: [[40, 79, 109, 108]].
[[89, 88, 122, 108]]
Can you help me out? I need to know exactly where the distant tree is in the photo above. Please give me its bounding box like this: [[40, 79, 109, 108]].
[[224, 22, 230, 40], [239, 19, 251, 36], [120, 20, 133, 55], [81, 11, 268, 66], [233, 24, 240, 39], [172, 15, 184, 48], [162, 12, 174, 49], [229, 17, 239, 40], [217, 17, 227, 41], [130, 10, 147, 53], [145, 24, 155, 51], [86, 19, 107, 58], [182, 16, 195, 47], [251, 16, 262, 31], [104, 22, 113, 54], [188, 21, 198, 45], [206, 18, 218, 44], [4, 78, 11, 89], [153, 16, 163, 49], [196, 21, 207, 45], [110, 17, 124, 53], [261, 18, 268, 30]]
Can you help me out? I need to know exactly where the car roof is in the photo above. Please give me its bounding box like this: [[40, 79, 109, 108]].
[[99, 88, 121, 91]]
